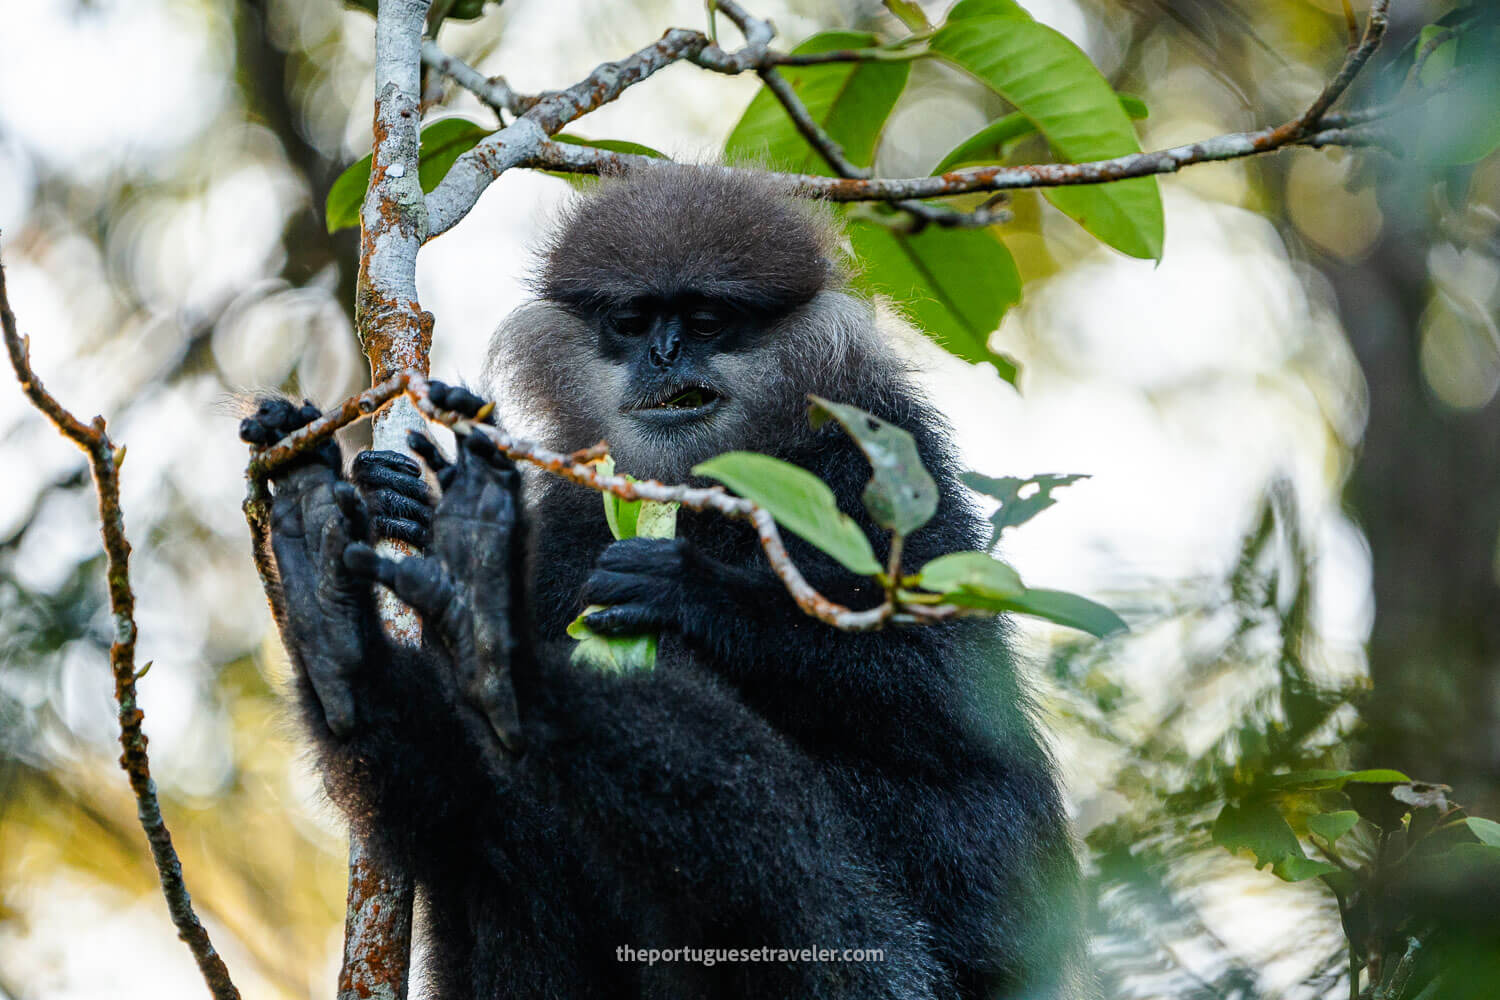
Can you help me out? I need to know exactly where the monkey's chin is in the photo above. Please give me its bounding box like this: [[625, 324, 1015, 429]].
[[608, 406, 734, 483]]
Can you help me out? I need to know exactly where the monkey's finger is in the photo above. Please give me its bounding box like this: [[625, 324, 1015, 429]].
[[470, 670, 526, 756], [460, 428, 516, 474], [343, 543, 455, 625], [239, 396, 311, 446], [580, 569, 662, 607], [352, 451, 430, 501], [332, 482, 371, 543], [428, 381, 490, 421], [407, 431, 451, 475], [583, 604, 665, 637]]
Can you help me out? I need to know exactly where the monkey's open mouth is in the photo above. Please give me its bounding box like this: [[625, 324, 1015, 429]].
[[630, 384, 725, 417], [657, 386, 721, 410]]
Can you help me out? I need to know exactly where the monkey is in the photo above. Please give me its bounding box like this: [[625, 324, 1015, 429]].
[[241, 165, 1089, 999]]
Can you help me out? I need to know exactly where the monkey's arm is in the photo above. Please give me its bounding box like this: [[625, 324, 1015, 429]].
[[241, 400, 512, 861]]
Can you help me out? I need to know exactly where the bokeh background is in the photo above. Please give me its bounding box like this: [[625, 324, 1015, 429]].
[[0, 0, 1496, 997]]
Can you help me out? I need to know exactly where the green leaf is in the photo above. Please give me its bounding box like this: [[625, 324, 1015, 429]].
[[1468, 817, 1500, 847], [1307, 810, 1360, 846], [932, 95, 1148, 173], [1273, 856, 1341, 882], [1213, 801, 1324, 880], [1409, 20, 1500, 165], [946, 0, 1030, 17], [572, 455, 676, 673], [929, 13, 1164, 259], [1406, 843, 1500, 890], [1344, 769, 1415, 785], [694, 452, 882, 576], [808, 396, 938, 535], [961, 471, 1088, 547], [1264, 768, 1413, 790], [567, 609, 658, 674], [998, 587, 1127, 637], [1213, 801, 1303, 867], [599, 456, 678, 543], [917, 551, 1024, 602], [848, 220, 1021, 379], [325, 117, 494, 233], [725, 31, 910, 174], [552, 134, 668, 160]]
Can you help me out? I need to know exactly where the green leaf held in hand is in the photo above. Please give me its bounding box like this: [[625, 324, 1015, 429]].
[[567, 455, 678, 674]]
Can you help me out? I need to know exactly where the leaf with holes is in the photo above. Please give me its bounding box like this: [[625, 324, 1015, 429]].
[[962, 471, 1089, 548], [724, 31, 910, 174], [695, 451, 881, 576], [808, 396, 938, 536], [848, 221, 1021, 380]]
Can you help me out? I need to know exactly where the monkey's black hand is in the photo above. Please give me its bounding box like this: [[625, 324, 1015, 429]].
[[241, 397, 369, 738], [342, 380, 492, 548], [344, 428, 525, 756], [581, 537, 749, 641], [351, 451, 432, 548]]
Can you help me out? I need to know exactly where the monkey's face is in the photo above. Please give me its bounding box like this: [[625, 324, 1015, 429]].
[[583, 294, 784, 481]]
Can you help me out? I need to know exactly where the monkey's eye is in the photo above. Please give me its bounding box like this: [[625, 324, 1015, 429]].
[[686, 309, 725, 338], [612, 308, 650, 336]]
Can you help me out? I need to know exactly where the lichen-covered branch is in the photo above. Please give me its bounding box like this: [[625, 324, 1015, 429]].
[[335, 0, 435, 996], [1, 254, 241, 1000]]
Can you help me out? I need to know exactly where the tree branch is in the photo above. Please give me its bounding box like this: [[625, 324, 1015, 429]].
[[419, 0, 1396, 229], [1, 253, 241, 1000]]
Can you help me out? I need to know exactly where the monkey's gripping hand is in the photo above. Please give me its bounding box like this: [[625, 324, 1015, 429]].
[[344, 424, 526, 757], [240, 398, 369, 737], [345, 381, 495, 549]]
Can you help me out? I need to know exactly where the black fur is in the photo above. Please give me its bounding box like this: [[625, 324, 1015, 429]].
[[250, 167, 1087, 999]]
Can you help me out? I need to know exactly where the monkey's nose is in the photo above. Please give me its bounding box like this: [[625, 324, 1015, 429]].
[[648, 327, 681, 368]]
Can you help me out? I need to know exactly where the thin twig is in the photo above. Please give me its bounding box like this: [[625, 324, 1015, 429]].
[[1, 253, 241, 1000], [529, 117, 1397, 199]]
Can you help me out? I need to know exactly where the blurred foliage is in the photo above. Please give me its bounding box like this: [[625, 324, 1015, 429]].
[[0, 0, 1497, 998]]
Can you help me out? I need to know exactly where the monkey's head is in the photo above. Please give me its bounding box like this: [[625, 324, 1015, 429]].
[[488, 166, 890, 482]]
